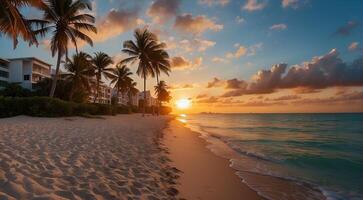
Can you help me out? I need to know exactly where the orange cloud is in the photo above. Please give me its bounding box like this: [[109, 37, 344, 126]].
[[147, 0, 180, 23], [91, 8, 142, 43], [174, 14, 223, 35], [171, 56, 203, 70], [165, 37, 216, 53], [212, 49, 363, 97], [226, 43, 263, 58]]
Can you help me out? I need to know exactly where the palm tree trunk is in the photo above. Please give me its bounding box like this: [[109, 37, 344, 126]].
[[49, 50, 62, 97], [143, 73, 146, 117], [116, 86, 120, 105], [156, 74, 160, 116], [93, 76, 99, 103]]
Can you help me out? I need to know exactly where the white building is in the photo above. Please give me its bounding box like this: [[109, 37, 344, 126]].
[[112, 89, 139, 106], [139, 91, 157, 107], [0, 58, 10, 89], [2, 57, 52, 90], [88, 84, 112, 104]]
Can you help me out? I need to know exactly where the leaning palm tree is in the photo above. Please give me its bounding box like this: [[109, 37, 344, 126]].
[[110, 64, 133, 105], [63, 52, 92, 101], [30, 0, 97, 98], [0, 0, 44, 48], [121, 28, 162, 116], [92, 52, 114, 103]]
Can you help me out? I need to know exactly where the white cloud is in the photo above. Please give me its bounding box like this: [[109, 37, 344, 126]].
[[270, 23, 287, 31], [242, 0, 267, 11], [198, 0, 230, 6], [235, 16, 245, 24], [282, 0, 300, 9]]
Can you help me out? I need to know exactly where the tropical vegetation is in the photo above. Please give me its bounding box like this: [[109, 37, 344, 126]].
[[29, 0, 97, 97], [0, 1, 173, 117], [121, 28, 171, 116]]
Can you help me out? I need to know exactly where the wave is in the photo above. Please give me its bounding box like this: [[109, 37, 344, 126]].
[[183, 120, 362, 200]]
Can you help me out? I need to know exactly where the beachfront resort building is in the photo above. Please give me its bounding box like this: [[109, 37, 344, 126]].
[[0, 57, 51, 90], [0, 58, 10, 89], [88, 84, 112, 104], [139, 91, 157, 107], [111, 89, 139, 106]]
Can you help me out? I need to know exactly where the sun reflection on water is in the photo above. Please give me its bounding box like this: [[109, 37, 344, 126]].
[[177, 114, 187, 123]]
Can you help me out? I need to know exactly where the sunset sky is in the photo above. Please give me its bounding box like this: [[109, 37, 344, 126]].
[[1, 0, 362, 113]]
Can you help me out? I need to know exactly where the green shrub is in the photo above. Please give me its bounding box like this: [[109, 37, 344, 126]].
[[0, 96, 140, 118]]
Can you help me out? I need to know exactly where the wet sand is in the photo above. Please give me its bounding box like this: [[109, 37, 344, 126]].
[[163, 119, 263, 200]]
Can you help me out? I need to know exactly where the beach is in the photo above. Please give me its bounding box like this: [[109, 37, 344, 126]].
[[0, 115, 180, 200], [0, 114, 260, 200], [163, 119, 262, 200]]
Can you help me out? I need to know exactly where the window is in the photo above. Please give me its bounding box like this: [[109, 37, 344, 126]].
[[0, 70, 9, 78], [24, 75, 30, 81], [0, 80, 8, 87]]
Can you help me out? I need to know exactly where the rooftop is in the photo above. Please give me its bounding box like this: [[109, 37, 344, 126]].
[[8, 57, 52, 67]]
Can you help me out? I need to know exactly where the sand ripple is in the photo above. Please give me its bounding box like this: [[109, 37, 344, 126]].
[[0, 115, 180, 200]]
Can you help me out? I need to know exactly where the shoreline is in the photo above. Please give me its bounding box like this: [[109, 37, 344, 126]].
[[163, 118, 263, 200]]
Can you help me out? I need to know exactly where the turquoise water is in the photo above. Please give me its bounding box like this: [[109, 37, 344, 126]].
[[180, 113, 363, 200]]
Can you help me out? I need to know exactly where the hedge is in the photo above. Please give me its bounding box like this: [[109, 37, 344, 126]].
[[0, 96, 131, 118]]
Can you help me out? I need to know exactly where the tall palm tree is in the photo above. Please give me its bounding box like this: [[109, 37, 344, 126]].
[[0, 0, 44, 48], [151, 47, 171, 84], [92, 52, 114, 103], [110, 64, 133, 105], [30, 0, 97, 98], [63, 52, 92, 101], [121, 28, 162, 116], [150, 48, 171, 115]]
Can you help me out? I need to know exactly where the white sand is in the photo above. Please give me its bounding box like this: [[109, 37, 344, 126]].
[[0, 115, 180, 200]]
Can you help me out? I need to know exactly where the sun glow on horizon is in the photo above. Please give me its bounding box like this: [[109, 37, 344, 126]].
[[176, 99, 191, 109]]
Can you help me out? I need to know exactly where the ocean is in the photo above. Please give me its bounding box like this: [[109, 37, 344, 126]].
[[178, 113, 363, 200]]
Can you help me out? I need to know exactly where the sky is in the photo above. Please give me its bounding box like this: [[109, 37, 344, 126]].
[[1, 0, 363, 113]]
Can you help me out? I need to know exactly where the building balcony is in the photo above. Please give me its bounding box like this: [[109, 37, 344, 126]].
[[32, 70, 51, 78]]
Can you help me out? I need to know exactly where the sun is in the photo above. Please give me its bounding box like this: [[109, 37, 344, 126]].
[[176, 99, 191, 109]]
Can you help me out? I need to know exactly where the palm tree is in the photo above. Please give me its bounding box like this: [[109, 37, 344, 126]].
[[121, 28, 162, 116], [0, 0, 44, 48], [154, 80, 166, 97], [126, 79, 139, 112], [150, 48, 171, 115], [91, 52, 114, 103], [63, 52, 92, 101], [154, 80, 171, 113], [30, 0, 97, 98], [110, 64, 133, 105], [151, 48, 171, 84]]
